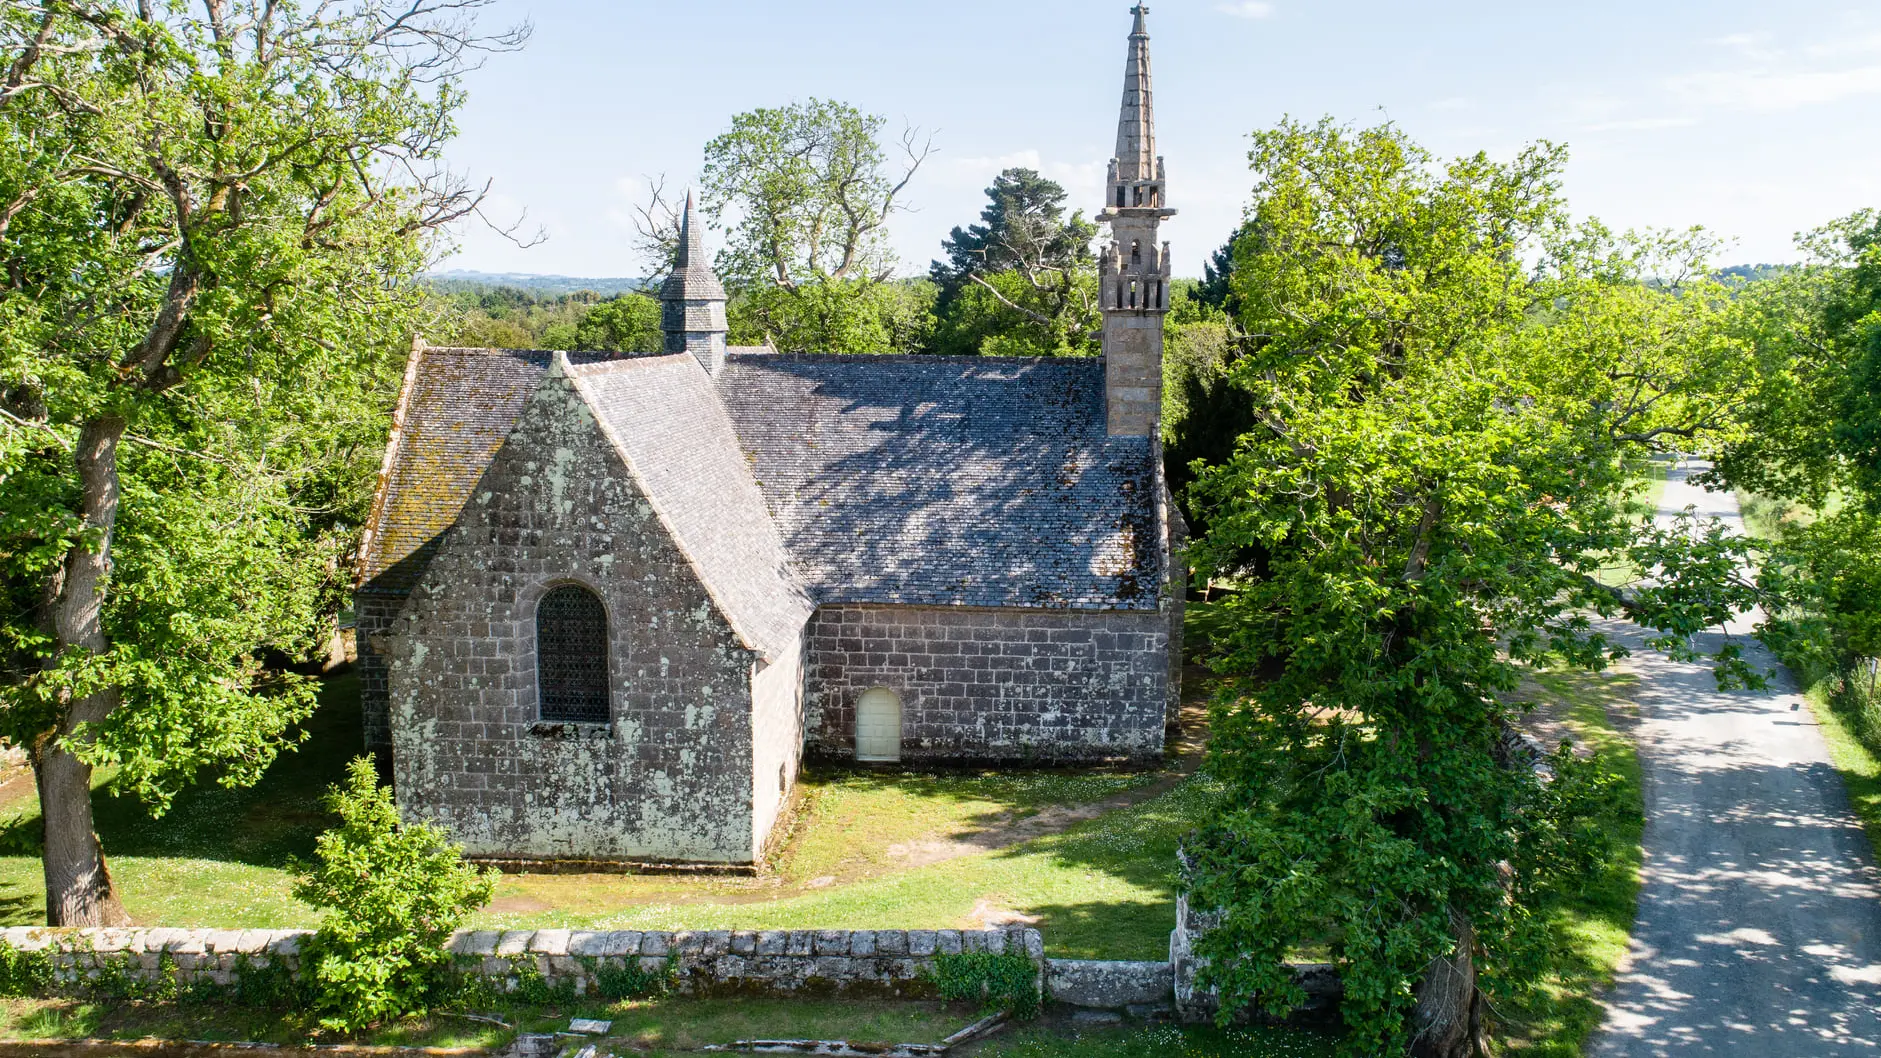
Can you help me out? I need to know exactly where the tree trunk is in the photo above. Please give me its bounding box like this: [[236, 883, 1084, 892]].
[[1409, 908, 1485, 1058], [37, 415, 130, 927]]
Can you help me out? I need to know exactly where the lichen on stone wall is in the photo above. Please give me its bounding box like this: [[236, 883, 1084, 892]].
[[385, 362, 765, 864]]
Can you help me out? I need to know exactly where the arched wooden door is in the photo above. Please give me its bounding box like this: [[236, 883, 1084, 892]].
[[854, 687, 903, 763]]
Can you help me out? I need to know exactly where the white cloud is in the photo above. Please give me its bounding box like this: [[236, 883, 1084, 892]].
[[1215, 2, 1275, 19], [1582, 116, 1699, 132], [1668, 64, 1881, 111], [1804, 32, 1881, 60]]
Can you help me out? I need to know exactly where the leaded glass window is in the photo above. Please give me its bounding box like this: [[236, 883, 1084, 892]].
[[536, 585, 610, 723]]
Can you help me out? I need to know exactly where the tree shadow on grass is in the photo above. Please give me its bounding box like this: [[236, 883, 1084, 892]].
[[0, 674, 359, 869], [982, 775, 1222, 960], [1019, 897, 1174, 962], [0, 881, 40, 926]]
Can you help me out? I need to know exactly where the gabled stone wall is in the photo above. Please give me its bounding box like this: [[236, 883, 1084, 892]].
[[802, 604, 1170, 763], [385, 366, 763, 863]]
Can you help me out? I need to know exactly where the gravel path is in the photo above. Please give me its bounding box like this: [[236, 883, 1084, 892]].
[[1589, 465, 1881, 1056]]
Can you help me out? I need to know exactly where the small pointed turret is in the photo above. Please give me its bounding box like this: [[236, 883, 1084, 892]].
[[1098, 5, 1175, 438], [660, 192, 729, 375]]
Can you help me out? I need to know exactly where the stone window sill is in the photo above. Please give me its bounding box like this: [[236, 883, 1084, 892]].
[[529, 721, 611, 740]]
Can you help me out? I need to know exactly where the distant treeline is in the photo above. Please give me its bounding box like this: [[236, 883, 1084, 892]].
[[426, 272, 648, 296]]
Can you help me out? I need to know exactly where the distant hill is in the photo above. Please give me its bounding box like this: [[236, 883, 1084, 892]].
[[1716, 263, 1794, 285], [425, 270, 649, 296]]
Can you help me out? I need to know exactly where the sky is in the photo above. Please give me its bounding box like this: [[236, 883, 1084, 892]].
[[441, 0, 1881, 280]]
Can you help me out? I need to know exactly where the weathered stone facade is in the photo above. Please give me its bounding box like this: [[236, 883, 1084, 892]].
[[803, 605, 1172, 763], [386, 360, 766, 863], [354, 592, 398, 761]]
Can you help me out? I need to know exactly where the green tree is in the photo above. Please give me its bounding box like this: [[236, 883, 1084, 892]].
[[697, 98, 931, 354], [449, 314, 533, 349], [927, 168, 1099, 356], [1715, 211, 1881, 672], [729, 277, 934, 355], [573, 293, 662, 353], [0, 0, 521, 925], [1182, 118, 1766, 1057], [294, 757, 495, 1032]]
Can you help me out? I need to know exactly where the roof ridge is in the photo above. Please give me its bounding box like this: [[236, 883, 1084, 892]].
[[723, 352, 1100, 366]]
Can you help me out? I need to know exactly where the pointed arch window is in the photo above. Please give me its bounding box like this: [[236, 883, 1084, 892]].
[[536, 585, 610, 723]]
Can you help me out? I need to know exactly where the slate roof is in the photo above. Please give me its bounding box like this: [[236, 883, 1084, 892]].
[[569, 355, 812, 659], [357, 346, 551, 594], [358, 347, 1162, 617], [716, 353, 1160, 611]]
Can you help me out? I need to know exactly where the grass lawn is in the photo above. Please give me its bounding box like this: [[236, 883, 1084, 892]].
[[1496, 667, 1646, 1056], [0, 994, 1337, 1057], [1736, 486, 1846, 541], [0, 673, 1211, 961], [1804, 685, 1881, 857], [975, 1022, 1336, 1058]]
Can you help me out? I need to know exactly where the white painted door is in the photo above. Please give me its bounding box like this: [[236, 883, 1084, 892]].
[[855, 687, 902, 763]]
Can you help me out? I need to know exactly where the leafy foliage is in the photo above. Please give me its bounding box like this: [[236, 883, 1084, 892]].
[[702, 98, 924, 290], [930, 949, 1041, 1019], [292, 757, 495, 1032], [574, 294, 664, 354], [591, 953, 676, 1000], [1182, 118, 1772, 1056], [928, 169, 1100, 356], [0, 0, 520, 923], [0, 942, 52, 997], [729, 277, 935, 355], [694, 98, 932, 355], [1716, 211, 1881, 673]]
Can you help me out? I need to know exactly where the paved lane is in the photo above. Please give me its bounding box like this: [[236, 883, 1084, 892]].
[[1589, 465, 1881, 1056]]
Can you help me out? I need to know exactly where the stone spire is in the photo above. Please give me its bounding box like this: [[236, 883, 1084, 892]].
[[1113, 4, 1156, 185], [660, 191, 729, 376], [1097, 5, 1175, 438]]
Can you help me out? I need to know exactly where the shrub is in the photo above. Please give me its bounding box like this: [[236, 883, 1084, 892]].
[[590, 954, 675, 1001], [929, 950, 1040, 1019], [1828, 660, 1881, 754], [291, 756, 495, 1032], [0, 942, 53, 997]]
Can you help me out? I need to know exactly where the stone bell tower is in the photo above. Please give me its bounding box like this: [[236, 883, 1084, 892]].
[[661, 191, 729, 376], [1098, 5, 1176, 438]]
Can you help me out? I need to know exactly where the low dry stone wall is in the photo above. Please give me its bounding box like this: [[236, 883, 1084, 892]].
[[0, 923, 1342, 1023], [1046, 958, 1174, 1014], [0, 926, 1043, 999], [0, 927, 304, 987]]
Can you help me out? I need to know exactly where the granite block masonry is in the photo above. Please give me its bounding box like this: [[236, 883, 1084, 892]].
[[802, 605, 1171, 763], [0, 920, 1344, 1025], [0, 927, 1043, 1000]]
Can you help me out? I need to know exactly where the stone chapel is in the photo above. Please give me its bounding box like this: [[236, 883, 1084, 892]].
[[352, 7, 1185, 866]]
